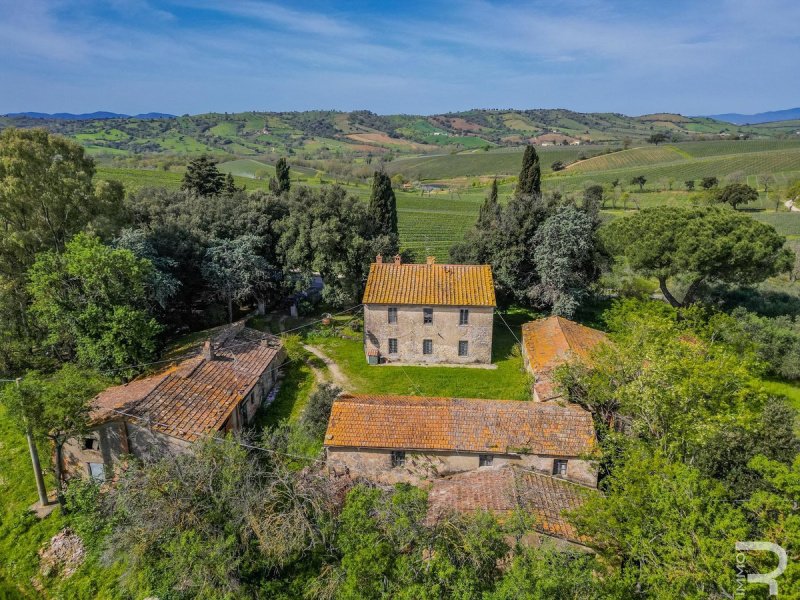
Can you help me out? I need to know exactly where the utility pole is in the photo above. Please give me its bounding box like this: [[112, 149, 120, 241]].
[[19, 378, 48, 506]]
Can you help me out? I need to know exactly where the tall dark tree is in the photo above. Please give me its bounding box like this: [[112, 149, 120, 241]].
[[516, 145, 541, 197], [274, 157, 291, 194], [477, 178, 500, 229], [223, 172, 237, 195], [182, 156, 224, 197], [368, 171, 398, 236]]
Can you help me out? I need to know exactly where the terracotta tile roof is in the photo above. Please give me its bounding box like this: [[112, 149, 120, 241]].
[[427, 466, 595, 544], [362, 262, 496, 306], [91, 325, 283, 441], [324, 394, 595, 456], [91, 374, 166, 422], [522, 316, 608, 401]]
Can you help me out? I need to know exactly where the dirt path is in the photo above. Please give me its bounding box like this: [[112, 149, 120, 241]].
[[303, 344, 350, 390], [785, 199, 800, 212]]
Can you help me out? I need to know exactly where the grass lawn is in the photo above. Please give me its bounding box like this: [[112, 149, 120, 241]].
[[305, 309, 535, 400], [253, 358, 316, 429], [758, 378, 800, 413]]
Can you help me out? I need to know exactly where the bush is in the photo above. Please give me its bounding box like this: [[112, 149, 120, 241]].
[[300, 383, 341, 438]]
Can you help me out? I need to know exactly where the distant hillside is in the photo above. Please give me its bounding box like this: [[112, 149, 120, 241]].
[[1, 108, 798, 162], [706, 107, 800, 125], [4, 111, 175, 120]]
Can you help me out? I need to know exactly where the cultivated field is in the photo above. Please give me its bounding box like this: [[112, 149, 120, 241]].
[[96, 138, 800, 260]]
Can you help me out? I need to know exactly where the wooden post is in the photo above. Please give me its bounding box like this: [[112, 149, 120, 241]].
[[19, 379, 48, 506]]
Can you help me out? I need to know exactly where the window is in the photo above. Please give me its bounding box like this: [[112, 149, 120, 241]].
[[423, 307, 433, 324], [459, 308, 469, 325], [391, 450, 406, 467], [388, 307, 398, 324], [479, 454, 493, 467], [388, 338, 398, 354], [88, 462, 105, 482], [84, 437, 98, 451], [553, 459, 568, 476], [422, 339, 433, 355], [458, 341, 469, 356]]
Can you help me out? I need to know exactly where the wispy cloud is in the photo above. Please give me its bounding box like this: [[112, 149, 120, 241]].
[[0, 0, 797, 115]]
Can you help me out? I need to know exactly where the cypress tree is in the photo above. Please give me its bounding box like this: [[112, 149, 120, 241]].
[[275, 157, 291, 194], [516, 145, 541, 197], [477, 178, 500, 229], [224, 173, 236, 195], [369, 171, 398, 236]]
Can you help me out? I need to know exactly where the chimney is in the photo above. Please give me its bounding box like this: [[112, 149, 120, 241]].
[[202, 340, 214, 361], [426, 256, 436, 265], [393, 254, 402, 265], [376, 254, 383, 264]]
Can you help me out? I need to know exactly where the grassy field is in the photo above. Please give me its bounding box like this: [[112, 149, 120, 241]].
[[305, 310, 534, 400], [759, 379, 800, 413], [0, 401, 121, 598], [386, 146, 588, 180]]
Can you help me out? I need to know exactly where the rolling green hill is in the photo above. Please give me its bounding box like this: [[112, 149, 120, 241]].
[[3, 109, 799, 167]]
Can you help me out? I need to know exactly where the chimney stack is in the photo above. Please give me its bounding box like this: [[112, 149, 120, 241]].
[[426, 256, 436, 265], [376, 254, 383, 264], [202, 340, 214, 361], [393, 254, 402, 265]]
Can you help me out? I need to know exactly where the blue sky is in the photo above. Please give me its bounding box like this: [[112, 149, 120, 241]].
[[1, 0, 798, 116]]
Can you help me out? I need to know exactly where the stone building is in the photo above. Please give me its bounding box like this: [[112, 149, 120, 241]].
[[62, 323, 285, 482], [522, 316, 609, 402], [324, 394, 598, 487], [362, 255, 496, 365], [427, 465, 597, 550]]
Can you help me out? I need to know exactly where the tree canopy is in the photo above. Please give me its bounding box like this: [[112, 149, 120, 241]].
[[602, 206, 793, 306], [715, 182, 759, 209], [182, 155, 224, 197], [27, 232, 161, 373]]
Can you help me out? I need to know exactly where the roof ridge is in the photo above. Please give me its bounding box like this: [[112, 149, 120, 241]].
[[515, 465, 600, 491]]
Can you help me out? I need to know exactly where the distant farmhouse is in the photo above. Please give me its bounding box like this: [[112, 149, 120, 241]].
[[62, 323, 285, 481], [522, 316, 608, 402], [324, 394, 598, 487], [362, 256, 496, 365]]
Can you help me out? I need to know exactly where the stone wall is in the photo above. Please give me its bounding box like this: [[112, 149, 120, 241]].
[[364, 304, 493, 364], [326, 447, 597, 487], [62, 421, 130, 479], [62, 347, 286, 480]]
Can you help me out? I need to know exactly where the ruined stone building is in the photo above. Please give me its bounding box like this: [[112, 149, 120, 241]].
[[62, 323, 285, 481]]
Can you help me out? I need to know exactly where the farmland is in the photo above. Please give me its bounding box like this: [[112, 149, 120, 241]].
[[92, 136, 800, 261]]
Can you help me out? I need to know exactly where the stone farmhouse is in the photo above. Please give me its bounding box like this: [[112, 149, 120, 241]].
[[62, 323, 285, 482], [522, 316, 609, 402], [324, 393, 598, 487], [427, 465, 597, 550], [362, 255, 496, 365]]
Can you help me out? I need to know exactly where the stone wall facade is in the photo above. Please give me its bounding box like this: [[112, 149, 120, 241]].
[[62, 349, 285, 481], [364, 304, 493, 364], [326, 447, 597, 488]]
